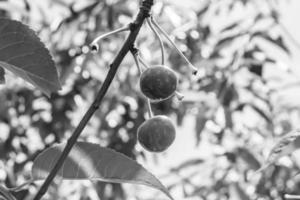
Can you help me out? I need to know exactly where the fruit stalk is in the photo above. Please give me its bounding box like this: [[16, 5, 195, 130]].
[[150, 17, 198, 75], [138, 56, 150, 69], [146, 18, 165, 65], [130, 48, 153, 118], [90, 25, 130, 52], [33, 1, 154, 200], [146, 98, 153, 118]]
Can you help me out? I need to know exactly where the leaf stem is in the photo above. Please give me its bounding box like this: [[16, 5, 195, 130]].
[[146, 18, 165, 65], [33, 1, 154, 200], [150, 17, 198, 75]]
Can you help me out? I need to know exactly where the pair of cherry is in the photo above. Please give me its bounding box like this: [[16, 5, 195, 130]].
[[91, 16, 197, 153]]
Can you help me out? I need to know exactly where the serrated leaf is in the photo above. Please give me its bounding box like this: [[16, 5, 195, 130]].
[[0, 67, 4, 84], [0, 18, 61, 96], [0, 185, 16, 200], [256, 130, 300, 173], [32, 142, 173, 200]]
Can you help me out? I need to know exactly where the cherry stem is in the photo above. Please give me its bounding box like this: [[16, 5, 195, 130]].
[[138, 56, 150, 69], [146, 18, 165, 65], [90, 25, 130, 52], [132, 51, 143, 75], [150, 17, 198, 75], [131, 49, 153, 119], [146, 98, 153, 118]]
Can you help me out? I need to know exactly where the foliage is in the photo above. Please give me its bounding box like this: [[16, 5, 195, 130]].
[[0, 0, 299, 200]]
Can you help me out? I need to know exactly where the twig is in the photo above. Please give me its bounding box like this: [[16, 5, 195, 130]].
[[33, 1, 154, 200], [150, 17, 198, 75]]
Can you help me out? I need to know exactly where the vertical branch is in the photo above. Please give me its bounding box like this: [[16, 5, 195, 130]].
[[33, 1, 154, 200]]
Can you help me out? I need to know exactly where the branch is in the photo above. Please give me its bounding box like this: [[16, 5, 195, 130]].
[[33, 1, 154, 200]]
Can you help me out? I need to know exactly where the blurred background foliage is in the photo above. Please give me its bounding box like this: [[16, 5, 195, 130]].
[[0, 0, 300, 199]]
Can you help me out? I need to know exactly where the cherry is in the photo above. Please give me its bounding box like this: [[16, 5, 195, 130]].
[[137, 115, 176, 152], [139, 65, 177, 101]]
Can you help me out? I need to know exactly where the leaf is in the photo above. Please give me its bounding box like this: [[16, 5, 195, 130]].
[[0, 67, 4, 84], [32, 142, 173, 200], [229, 182, 250, 200], [224, 107, 233, 129], [255, 130, 300, 173], [248, 63, 263, 77], [170, 158, 204, 172], [249, 104, 271, 123], [0, 185, 16, 200], [196, 3, 210, 17], [222, 84, 237, 107], [221, 20, 242, 32], [215, 33, 244, 50], [195, 113, 207, 146], [236, 147, 261, 170], [221, 22, 238, 32], [0, 18, 61, 96], [253, 32, 290, 54]]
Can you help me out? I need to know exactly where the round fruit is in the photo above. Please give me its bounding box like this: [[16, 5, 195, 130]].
[[139, 65, 177, 101], [137, 115, 176, 152]]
